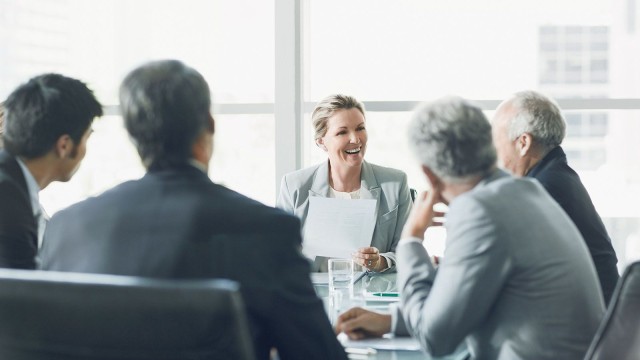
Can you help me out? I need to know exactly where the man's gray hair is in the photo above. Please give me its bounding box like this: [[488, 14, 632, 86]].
[[408, 96, 496, 182], [508, 90, 566, 150]]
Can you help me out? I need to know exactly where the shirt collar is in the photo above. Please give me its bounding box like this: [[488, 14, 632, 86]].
[[188, 159, 208, 174], [526, 146, 565, 178], [15, 157, 41, 216]]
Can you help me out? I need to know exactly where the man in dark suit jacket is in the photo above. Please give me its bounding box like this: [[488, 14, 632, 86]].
[[0, 75, 102, 269], [39, 60, 348, 360], [492, 90, 619, 305]]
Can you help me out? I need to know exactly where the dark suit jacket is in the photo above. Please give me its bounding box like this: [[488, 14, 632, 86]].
[[0, 150, 37, 269], [39, 165, 347, 360], [527, 146, 619, 305]]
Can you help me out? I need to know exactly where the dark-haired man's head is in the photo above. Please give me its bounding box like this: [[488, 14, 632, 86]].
[[3, 74, 103, 186], [119, 60, 215, 171]]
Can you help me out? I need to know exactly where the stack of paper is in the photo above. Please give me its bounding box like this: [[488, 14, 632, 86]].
[[339, 333, 422, 351]]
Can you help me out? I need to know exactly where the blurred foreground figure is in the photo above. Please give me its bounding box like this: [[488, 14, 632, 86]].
[[39, 60, 347, 360]]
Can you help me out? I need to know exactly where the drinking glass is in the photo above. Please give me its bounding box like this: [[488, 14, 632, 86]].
[[328, 258, 354, 324]]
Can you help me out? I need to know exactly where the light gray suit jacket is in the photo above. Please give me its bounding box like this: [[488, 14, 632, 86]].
[[394, 170, 604, 360], [277, 160, 411, 272]]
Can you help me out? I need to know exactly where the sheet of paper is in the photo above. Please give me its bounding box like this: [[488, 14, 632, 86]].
[[303, 197, 377, 259], [338, 333, 422, 351], [310, 272, 329, 285]]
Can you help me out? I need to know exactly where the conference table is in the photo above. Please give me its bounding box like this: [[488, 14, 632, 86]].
[[313, 272, 469, 360]]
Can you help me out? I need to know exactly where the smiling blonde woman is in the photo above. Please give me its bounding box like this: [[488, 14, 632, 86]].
[[277, 94, 411, 272]]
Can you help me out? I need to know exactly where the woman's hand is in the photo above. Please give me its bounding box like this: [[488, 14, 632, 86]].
[[353, 247, 387, 271]]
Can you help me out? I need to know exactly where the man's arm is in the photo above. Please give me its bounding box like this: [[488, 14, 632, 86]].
[[398, 196, 510, 357], [336, 187, 443, 340], [0, 181, 37, 269]]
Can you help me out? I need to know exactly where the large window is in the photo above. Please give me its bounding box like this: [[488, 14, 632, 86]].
[[301, 0, 640, 269], [0, 0, 276, 208], [40, 114, 276, 211]]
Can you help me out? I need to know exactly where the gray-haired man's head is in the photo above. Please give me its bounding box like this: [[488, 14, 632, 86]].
[[408, 96, 496, 183], [492, 90, 566, 176]]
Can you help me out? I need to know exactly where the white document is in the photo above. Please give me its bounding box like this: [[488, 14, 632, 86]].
[[339, 333, 422, 351], [309, 272, 329, 285], [302, 197, 377, 259]]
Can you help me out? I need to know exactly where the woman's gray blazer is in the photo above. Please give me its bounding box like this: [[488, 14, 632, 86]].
[[277, 160, 411, 271]]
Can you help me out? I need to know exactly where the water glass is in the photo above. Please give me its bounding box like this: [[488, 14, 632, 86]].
[[328, 258, 354, 323]]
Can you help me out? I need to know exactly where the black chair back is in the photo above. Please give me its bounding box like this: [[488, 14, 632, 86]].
[[410, 188, 418, 203], [584, 261, 640, 360], [0, 269, 255, 360]]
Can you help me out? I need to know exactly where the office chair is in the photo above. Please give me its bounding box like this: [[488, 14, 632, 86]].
[[410, 188, 418, 203], [583, 260, 640, 360], [0, 269, 255, 360]]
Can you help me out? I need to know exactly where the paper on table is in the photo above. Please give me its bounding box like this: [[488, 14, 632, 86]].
[[338, 333, 422, 351], [310, 272, 329, 284], [302, 197, 377, 259]]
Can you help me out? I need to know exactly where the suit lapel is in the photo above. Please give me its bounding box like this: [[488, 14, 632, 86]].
[[309, 161, 331, 198], [359, 161, 381, 220], [0, 150, 31, 206], [0, 150, 38, 250], [308, 160, 381, 205]]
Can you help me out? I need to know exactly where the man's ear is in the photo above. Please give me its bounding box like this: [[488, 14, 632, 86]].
[[517, 133, 533, 157], [192, 130, 213, 166], [208, 113, 215, 134], [54, 135, 74, 158], [316, 138, 327, 151]]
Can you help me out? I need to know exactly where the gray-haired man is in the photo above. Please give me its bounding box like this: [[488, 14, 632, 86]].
[[492, 90, 619, 305], [336, 97, 604, 360]]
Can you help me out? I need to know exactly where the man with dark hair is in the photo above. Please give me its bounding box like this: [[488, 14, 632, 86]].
[[39, 60, 348, 360], [0, 74, 102, 269]]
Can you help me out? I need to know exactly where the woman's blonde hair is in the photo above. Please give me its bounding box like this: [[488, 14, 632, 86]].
[[311, 94, 365, 140]]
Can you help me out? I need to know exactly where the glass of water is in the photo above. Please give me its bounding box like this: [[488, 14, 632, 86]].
[[327, 258, 354, 324]]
